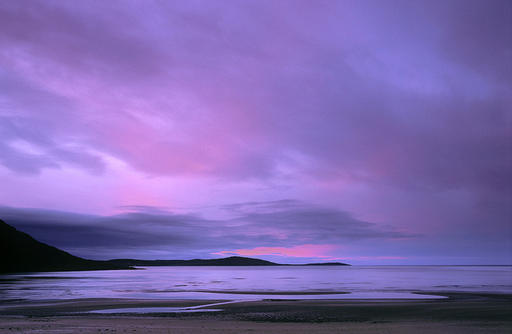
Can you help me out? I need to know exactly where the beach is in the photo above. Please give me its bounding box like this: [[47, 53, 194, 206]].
[[2, 0, 511, 332], [1, 293, 511, 333], [2, 317, 510, 334]]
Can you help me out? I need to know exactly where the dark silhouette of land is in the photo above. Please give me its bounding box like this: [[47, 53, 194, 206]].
[[108, 258, 350, 266], [107, 256, 280, 267], [304, 262, 348, 266], [1, 219, 349, 273], [0, 219, 132, 273]]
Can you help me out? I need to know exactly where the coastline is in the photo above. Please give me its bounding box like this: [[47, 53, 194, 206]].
[[1, 292, 511, 333]]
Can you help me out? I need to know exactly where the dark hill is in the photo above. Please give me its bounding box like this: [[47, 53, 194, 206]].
[[304, 262, 350, 266], [108, 257, 350, 266], [108, 256, 279, 267], [0, 219, 131, 273]]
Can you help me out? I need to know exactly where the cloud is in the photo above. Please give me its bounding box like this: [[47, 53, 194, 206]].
[[214, 244, 339, 259], [1, 200, 509, 264], [0, 71, 106, 175], [0, 200, 412, 260], [0, 0, 509, 195], [222, 200, 415, 244], [0, 0, 510, 265]]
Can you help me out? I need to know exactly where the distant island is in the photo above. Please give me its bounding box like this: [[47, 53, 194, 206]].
[[107, 257, 279, 267], [108, 258, 350, 267], [304, 262, 348, 266], [1, 219, 349, 273]]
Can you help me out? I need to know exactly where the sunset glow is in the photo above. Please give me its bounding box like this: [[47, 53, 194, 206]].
[[0, 0, 510, 265]]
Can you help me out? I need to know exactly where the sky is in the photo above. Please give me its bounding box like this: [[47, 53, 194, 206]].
[[0, 0, 510, 264]]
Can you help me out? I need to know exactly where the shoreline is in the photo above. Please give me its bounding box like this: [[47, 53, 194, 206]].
[[1, 291, 511, 315], [0, 292, 451, 314], [0, 292, 511, 333]]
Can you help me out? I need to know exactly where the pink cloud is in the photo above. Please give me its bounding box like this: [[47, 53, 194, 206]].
[[214, 244, 339, 258], [326, 256, 408, 261]]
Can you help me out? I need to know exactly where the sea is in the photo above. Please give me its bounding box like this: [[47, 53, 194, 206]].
[[1, 265, 511, 301]]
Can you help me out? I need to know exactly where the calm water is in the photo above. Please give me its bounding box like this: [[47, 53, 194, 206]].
[[1, 266, 511, 301]]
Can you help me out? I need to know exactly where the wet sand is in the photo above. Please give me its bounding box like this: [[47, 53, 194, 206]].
[[1, 292, 511, 333]]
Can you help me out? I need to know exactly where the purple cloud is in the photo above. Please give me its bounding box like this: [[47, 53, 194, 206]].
[[0, 0, 510, 264], [0, 202, 415, 262]]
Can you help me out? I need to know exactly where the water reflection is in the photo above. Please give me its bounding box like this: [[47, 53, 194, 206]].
[[0, 266, 510, 301]]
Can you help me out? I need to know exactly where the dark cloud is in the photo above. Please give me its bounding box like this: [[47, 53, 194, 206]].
[[221, 199, 302, 213], [0, 201, 412, 260], [3, 202, 507, 264]]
